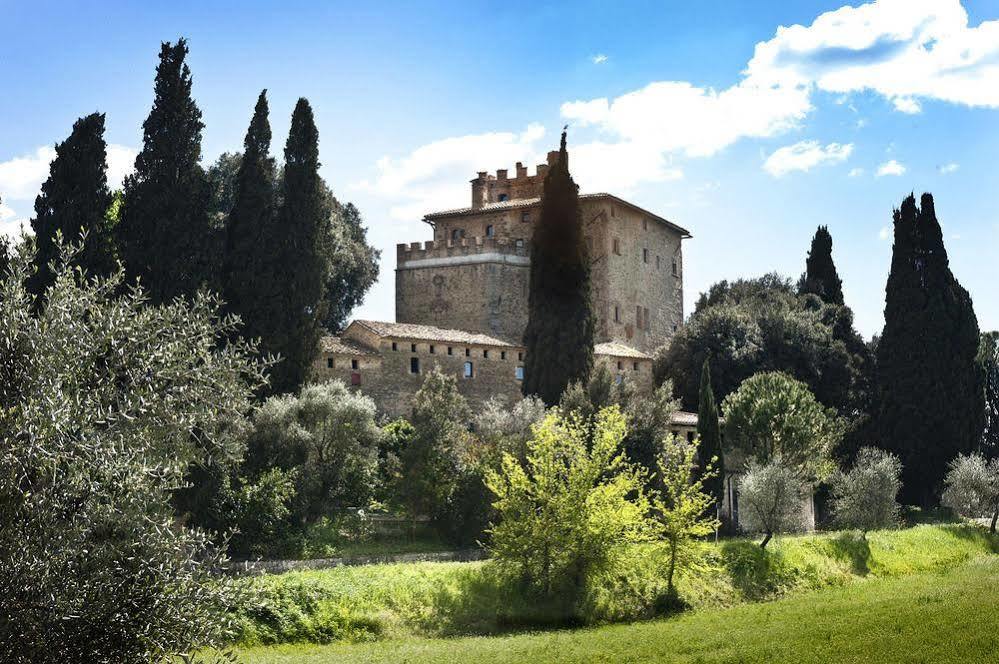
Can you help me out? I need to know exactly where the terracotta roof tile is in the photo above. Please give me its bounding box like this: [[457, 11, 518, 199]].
[[351, 320, 519, 347], [320, 336, 380, 356], [594, 341, 651, 360]]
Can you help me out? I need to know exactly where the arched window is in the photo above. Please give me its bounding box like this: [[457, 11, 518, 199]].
[[485, 224, 495, 238]]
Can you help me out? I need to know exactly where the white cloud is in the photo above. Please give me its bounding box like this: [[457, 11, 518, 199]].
[[877, 159, 907, 176], [358, 124, 548, 220], [939, 162, 960, 173], [746, 0, 999, 110], [0, 200, 25, 240], [0, 144, 136, 204], [591, 54, 608, 65], [763, 140, 853, 177], [848, 167, 865, 177], [879, 226, 891, 240]]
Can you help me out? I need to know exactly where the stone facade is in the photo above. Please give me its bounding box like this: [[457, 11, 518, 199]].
[[313, 320, 653, 419], [396, 155, 690, 352]]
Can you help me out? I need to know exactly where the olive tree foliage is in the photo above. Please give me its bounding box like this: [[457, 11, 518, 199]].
[[722, 371, 840, 480], [829, 447, 902, 535], [738, 459, 806, 548], [942, 453, 999, 533], [243, 381, 381, 527], [485, 406, 654, 596], [0, 244, 265, 662], [654, 435, 719, 597], [473, 394, 547, 461]]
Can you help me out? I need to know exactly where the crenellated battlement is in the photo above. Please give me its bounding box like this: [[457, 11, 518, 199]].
[[397, 236, 530, 264], [470, 151, 561, 209]]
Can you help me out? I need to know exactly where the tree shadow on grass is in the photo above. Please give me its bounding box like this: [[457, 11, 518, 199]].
[[828, 532, 872, 576], [939, 523, 999, 554], [719, 540, 793, 601]]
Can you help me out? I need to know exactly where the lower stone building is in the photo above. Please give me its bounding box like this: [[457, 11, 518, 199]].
[[312, 319, 653, 419]]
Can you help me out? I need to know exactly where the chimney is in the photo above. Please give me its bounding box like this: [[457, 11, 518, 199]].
[[516, 161, 527, 178], [471, 171, 488, 209], [497, 168, 508, 180]]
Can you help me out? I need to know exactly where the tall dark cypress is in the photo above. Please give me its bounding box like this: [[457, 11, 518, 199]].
[[878, 193, 983, 507], [223, 90, 277, 344], [522, 129, 595, 405], [799, 225, 844, 305], [696, 357, 725, 506], [118, 38, 213, 304], [28, 113, 115, 297], [270, 98, 329, 394]]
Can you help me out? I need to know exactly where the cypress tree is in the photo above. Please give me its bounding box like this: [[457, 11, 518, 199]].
[[522, 129, 595, 405], [697, 357, 725, 506], [222, 90, 278, 345], [117, 38, 213, 304], [878, 193, 983, 507], [269, 98, 329, 394], [28, 113, 115, 297], [799, 225, 844, 305]]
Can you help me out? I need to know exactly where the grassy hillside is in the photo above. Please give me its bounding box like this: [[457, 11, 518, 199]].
[[232, 523, 998, 647], [238, 555, 999, 663]]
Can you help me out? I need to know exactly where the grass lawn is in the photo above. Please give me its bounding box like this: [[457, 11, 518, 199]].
[[238, 555, 999, 663]]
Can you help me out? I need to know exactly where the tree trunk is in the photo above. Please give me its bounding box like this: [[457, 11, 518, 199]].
[[666, 538, 678, 596], [760, 531, 772, 549], [990, 508, 998, 534]]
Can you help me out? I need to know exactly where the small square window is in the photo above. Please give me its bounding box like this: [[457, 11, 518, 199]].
[[483, 349, 489, 359], [465, 348, 470, 357], [617, 361, 623, 370], [410, 357, 420, 374], [518, 351, 524, 361], [411, 343, 417, 352], [498, 193, 508, 202], [515, 238, 525, 248], [351, 358, 358, 370], [430, 345, 435, 354], [391, 342, 398, 351], [515, 366, 524, 381], [633, 362, 640, 371], [485, 225, 495, 238], [521, 211, 531, 223], [464, 361, 474, 378], [447, 346, 453, 355], [501, 351, 506, 360], [351, 371, 361, 386], [326, 357, 334, 369]]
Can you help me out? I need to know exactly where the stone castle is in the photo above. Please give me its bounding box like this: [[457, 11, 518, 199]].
[[312, 150, 690, 418]]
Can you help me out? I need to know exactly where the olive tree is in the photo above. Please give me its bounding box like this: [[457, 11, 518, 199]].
[[829, 447, 902, 536], [0, 244, 265, 662], [474, 394, 547, 461], [738, 459, 806, 548], [942, 453, 999, 533]]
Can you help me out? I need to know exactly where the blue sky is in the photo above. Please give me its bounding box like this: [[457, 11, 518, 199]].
[[1, 0, 997, 338]]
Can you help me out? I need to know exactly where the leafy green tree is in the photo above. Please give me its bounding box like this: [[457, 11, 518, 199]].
[[28, 113, 116, 297], [0, 243, 264, 661], [485, 406, 653, 595], [942, 452, 999, 533], [377, 418, 415, 507], [397, 367, 471, 531], [654, 274, 871, 421], [117, 39, 215, 304], [522, 130, 595, 405], [654, 435, 719, 597], [322, 201, 380, 333], [878, 193, 984, 507], [798, 225, 844, 305], [829, 447, 902, 536], [979, 332, 999, 457], [269, 98, 329, 394], [738, 460, 806, 548], [474, 394, 547, 462], [221, 91, 280, 353], [722, 371, 840, 480], [243, 381, 381, 526], [696, 358, 724, 505]]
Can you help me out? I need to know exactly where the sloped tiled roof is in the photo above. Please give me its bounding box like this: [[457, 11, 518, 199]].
[[350, 320, 518, 347], [594, 341, 651, 360], [670, 411, 700, 427], [424, 193, 691, 237], [320, 336, 380, 356]]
